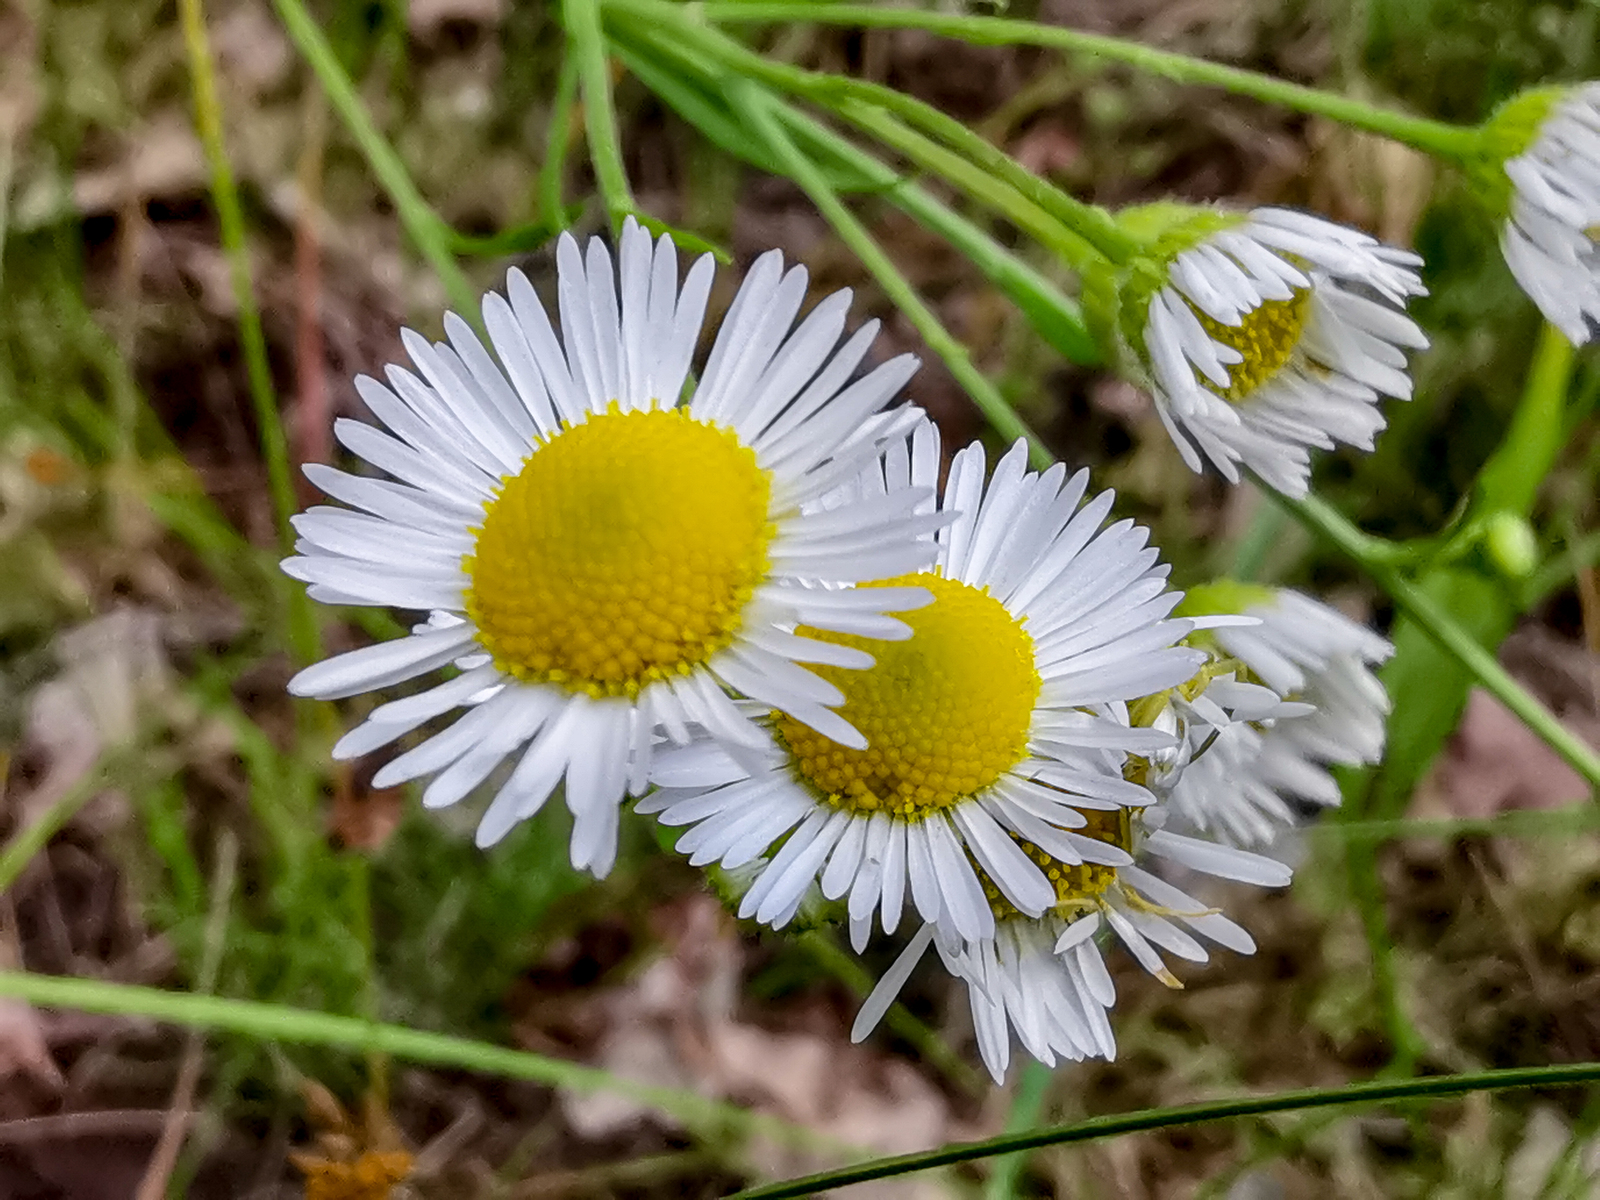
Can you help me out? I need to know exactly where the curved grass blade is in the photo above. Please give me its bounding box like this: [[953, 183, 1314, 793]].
[[0, 971, 859, 1159], [727, 1061, 1600, 1198]]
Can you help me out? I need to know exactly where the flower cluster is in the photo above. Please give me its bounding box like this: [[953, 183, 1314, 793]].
[[285, 220, 1394, 1083]]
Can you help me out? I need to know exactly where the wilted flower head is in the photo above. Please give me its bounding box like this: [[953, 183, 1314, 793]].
[[1490, 83, 1600, 344], [1165, 583, 1393, 846], [1098, 204, 1427, 497]]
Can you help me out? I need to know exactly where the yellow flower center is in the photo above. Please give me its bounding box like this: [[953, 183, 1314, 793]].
[[983, 806, 1134, 922], [465, 406, 773, 698], [774, 573, 1040, 819], [1193, 287, 1312, 402]]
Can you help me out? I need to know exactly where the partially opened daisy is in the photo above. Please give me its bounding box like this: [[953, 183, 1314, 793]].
[[283, 219, 940, 875], [1106, 204, 1427, 496], [641, 419, 1206, 944], [1492, 83, 1600, 343], [1165, 583, 1393, 846], [851, 797, 1293, 1082]]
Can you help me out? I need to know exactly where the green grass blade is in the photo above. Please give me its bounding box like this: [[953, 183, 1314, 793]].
[[726, 79, 1053, 466], [0, 971, 856, 1158], [696, 2, 1481, 160], [1275, 491, 1600, 794], [271, 0, 478, 321], [178, 0, 297, 557], [611, 27, 1097, 362], [566, 0, 636, 232], [726, 1062, 1600, 1198]]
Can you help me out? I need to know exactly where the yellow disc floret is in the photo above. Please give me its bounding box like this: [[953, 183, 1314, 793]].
[[982, 806, 1133, 922], [1193, 287, 1312, 402], [465, 406, 772, 698], [774, 573, 1040, 820]]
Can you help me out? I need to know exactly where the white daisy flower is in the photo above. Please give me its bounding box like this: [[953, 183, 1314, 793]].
[[1498, 83, 1600, 344], [1165, 584, 1393, 846], [1129, 206, 1427, 497], [641, 419, 1206, 944], [282, 218, 941, 875], [850, 802, 1292, 1082]]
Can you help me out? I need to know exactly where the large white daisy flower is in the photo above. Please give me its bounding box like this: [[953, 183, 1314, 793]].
[[850, 801, 1292, 1082], [1130, 206, 1427, 497], [1166, 584, 1393, 846], [1499, 83, 1600, 344], [283, 219, 940, 875], [640, 420, 1206, 945]]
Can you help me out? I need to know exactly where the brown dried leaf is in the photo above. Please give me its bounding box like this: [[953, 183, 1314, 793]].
[[1413, 688, 1592, 820], [555, 895, 977, 1188]]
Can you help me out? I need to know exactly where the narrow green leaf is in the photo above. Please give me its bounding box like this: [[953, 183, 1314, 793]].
[[726, 1062, 1600, 1198], [610, 21, 1098, 363], [0, 972, 854, 1157]]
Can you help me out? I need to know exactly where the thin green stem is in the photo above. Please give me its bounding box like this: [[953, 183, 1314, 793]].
[[609, 22, 1099, 362], [699, 3, 1483, 162], [831, 98, 1107, 272], [727, 1062, 1600, 1197], [1272, 489, 1600, 793], [1309, 802, 1600, 844], [610, 0, 1128, 268], [1475, 323, 1575, 516], [541, 52, 581, 231], [731, 79, 1052, 467], [179, 0, 297, 555], [566, 0, 636, 232], [0, 971, 854, 1158], [271, 0, 478, 321]]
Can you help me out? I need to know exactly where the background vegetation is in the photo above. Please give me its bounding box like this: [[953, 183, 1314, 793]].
[[1, 0, 1598, 1195]]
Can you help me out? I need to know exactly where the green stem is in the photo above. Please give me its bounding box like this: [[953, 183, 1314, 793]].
[[731, 79, 1053, 468], [831, 98, 1108, 272], [699, 2, 1483, 162], [179, 0, 297, 554], [566, 0, 636, 232], [1311, 803, 1600, 845], [1475, 323, 1574, 515], [271, 0, 478, 321], [611, 0, 1128, 268], [1273, 490, 1600, 793], [609, 22, 1099, 362], [0, 971, 853, 1158], [727, 1061, 1600, 1198], [541, 52, 581, 231]]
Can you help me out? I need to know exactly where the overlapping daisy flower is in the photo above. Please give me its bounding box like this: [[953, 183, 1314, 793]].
[[282, 218, 943, 875], [1494, 83, 1600, 344], [1107, 205, 1428, 497], [1164, 584, 1393, 846], [850, 760, 1294, 1082], [640, 417, 1205, 946]]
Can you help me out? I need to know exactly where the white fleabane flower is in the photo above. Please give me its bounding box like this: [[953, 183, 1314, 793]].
[[1115, 205, 1427, 497], [1497, 83, 1600, 344], [850, 802, 1291, 1082], [1166, 584, 1393, 846], [283, 219, 940, 875], [641, 419, 1205, 945]]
